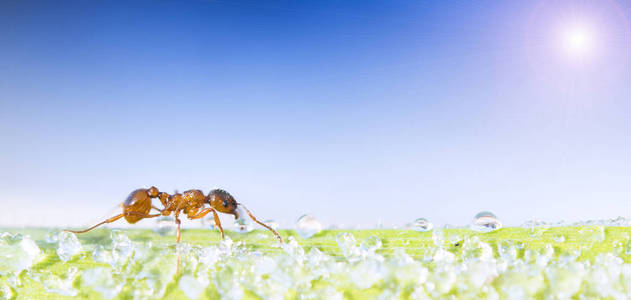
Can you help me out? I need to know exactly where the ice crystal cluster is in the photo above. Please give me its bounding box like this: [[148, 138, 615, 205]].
[[2, 225, 631, 299]]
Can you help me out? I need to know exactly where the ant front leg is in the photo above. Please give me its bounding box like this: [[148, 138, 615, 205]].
[[175, 215, 182, 243], [189, 208, 225, 239]]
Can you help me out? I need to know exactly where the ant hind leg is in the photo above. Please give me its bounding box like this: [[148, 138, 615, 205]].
[[64, 214, 125, 234]]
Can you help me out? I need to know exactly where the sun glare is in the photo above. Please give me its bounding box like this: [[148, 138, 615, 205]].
[[560, 23, 596, 61]]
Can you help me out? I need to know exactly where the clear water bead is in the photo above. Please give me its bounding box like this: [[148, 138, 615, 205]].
[[154, 216, 176, 236], [234, 218, 253, 233], [57, 231, 83, 262], [179, 275, 207, 299], [36, 267, 79, 296], [111, 230, 134, 268], [82, 268, 124, 299], [472, 211, 502, 232], [411, 218, 433, 232], [296, 215, 322, 239], [0, 233, 41, 275]]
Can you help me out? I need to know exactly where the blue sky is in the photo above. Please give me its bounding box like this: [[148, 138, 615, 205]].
[[1, 0, 630, 228]]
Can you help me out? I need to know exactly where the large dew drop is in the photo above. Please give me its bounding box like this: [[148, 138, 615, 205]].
[[471, 211, 502, 232], [154, 216, 176, 236], [234, 218, 253, 233], [411, 218, 433, 232], [57, 231, 83, 262], [296, 215, 322, 239], [0, 233, 41, 275]]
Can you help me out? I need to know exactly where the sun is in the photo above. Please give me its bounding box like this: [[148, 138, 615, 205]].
[[559, 22, 596, 61]]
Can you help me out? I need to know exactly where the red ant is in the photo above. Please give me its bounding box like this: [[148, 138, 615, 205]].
[[64, 187, 282, 244]]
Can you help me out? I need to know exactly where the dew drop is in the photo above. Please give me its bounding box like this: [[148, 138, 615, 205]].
[[625, 241, 631, 256], [497, 240, 517, 262], [111, 230, 134, 268], [0, 233, 41, 275], [154, 216, 176, 236], [44, 231, 59, 244], [263, 220, 279, 231], [82, 268, 124, 299], [179, 275, 207, 299], [296, 215, 322, 239], [234, 218, 253, 233], [553, 235, 566, 243], [411, 218, 433, 232], [336, 233, 361, 263], [56, 231, 82, 263], [471, 211, 502, 232]]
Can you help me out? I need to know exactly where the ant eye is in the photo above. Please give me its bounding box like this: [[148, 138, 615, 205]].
[[223, 199, 229, 207]]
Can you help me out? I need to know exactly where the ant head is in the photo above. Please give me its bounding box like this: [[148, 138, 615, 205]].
[[207, 189, 239, 218], [147, 186, 159, 198]]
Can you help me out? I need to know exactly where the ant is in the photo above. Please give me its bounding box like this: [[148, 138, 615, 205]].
[[64, 187, 283, 244]]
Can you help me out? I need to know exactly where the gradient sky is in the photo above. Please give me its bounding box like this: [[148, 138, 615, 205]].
[[1, 0, 630, 229]]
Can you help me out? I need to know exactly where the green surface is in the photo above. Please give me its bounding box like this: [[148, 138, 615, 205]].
[[1, 226, 631, 299]]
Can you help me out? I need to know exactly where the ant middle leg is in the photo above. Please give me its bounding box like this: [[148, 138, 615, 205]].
[[189, 208, 225, 239]]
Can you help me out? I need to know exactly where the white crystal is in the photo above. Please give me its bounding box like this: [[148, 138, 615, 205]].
[[57, 231, 82, 262], [82, 268, 124, 299], [0, 233, 41, 275], [179, 275, 207, 299]]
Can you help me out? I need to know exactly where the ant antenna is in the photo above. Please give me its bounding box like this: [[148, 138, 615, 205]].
[[237, 203, 282, 243]]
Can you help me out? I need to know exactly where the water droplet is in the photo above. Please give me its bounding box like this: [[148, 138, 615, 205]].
[[92, 245, 113, 265], [336, 233, 361, 263], [234, 218, 253, 233], [263, 220, 279, 231], [0, 282, 13, 299], [411, 218, 433, 232], [432, 228, 445, 247], [83, 268, 124, 299], [625, 241, 631, 256], [296, 215, 322, 239], [461, 236, 493, 261], [553, 235, 566, 243], [578, 226, 605, 243], [497, 240, 517, 262], [44, 231, 58, 244], [522, 220, 549, 237], [154, 216, 176, 236], [179, 275, 207, 299], [360, 236, 382, 253], [0, 233, 41, 275], [34, 267, 79, 296], [281, 236, 305, 264], [471, 211, 502, 232], [57, 231, 82, 262], [110, 230, 134, 268]]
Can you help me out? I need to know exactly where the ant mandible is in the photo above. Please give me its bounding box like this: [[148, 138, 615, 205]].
[[64, 187, 282, 243]]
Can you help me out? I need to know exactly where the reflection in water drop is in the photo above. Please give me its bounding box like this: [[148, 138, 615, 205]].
[[411, 218, 433, 232], [296, 215, 322, 239], [154, 216, 176, 236], [234, 218, 253, 233], [553, 235, 566, 243], [471, 211, 502, 232]]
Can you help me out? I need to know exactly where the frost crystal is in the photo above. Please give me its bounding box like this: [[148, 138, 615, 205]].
[[56, 231, 82, 262]]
